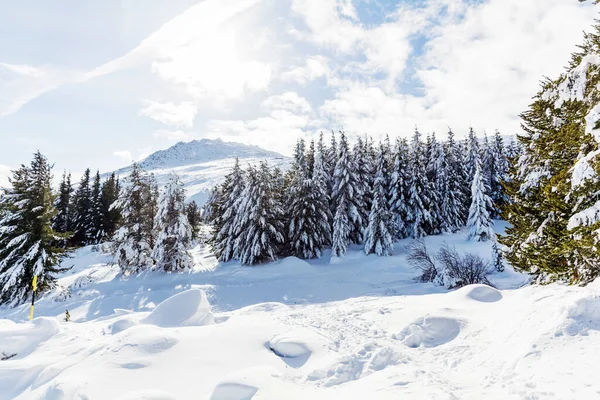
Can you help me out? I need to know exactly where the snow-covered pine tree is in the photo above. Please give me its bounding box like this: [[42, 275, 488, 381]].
[[331, 132, 365, 256], [407, 128, 432, 239], [444, 129, 467, 231], [111, 163, 156, 274], [54, 171, 73, 236], [185, 201, 202, 241], [287, 144, 332, 259], [72, 168, 93, 245], [502, 25, 600, 283], [211, 158, 245, 262], [488, 130, 509, 218], [491, 240, 505, 272], [100, 173, 120, 239], [467, 162, 495, 242], [429, 134, 452, 233], [464, 127, 480, 182], [145, 173, 160, 250], [426, 132, 443, 235], [0, 152, 69, 306], [350, 136, 371, 242], [152, 174, 193, 272], [234, 162, 285, 265], [364, 143, 394, 256], [89, 171, 105, 244], [326, 131, 338, 214], [389, 137, 411, 239], [306, 139, 315, 179]]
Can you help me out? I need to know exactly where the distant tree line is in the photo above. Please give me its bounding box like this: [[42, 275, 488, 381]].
[[206, 129, 520, 266]]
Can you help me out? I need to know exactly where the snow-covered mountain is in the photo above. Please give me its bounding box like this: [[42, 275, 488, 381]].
[[112, 138, 290, 206]]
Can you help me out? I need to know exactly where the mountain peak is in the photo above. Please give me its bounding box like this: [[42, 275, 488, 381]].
[[137, 138, 285, 170]]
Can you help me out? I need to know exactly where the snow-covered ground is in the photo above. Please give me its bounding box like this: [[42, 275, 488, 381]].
[[1, 224, 599, 399]]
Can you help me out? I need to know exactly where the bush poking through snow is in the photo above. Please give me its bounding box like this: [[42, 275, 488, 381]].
[[409, 240, 493, 289], [408, 240, 438, 283], [437, 245, 493, 289]]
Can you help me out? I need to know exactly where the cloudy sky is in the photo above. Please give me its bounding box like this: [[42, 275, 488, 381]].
[[0, 0, 596, 183]]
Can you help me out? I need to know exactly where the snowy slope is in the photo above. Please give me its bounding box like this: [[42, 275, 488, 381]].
[[2, 224, 600, 399], [111, 139, 290, 205]]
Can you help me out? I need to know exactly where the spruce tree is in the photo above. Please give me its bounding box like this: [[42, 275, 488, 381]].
[[444, 129, 467, 231], [331, 132, 365, 256], [100, 173, 120, 238], [0, 152, 69, 306], [464, 127, 480, 182], [426, 132, 444, 234], [185, 201, 202, 241], [467, 162, 494, 242], [389, 137, 410, 239], [407, 129, 432, 238], [364, 143, 394, 256], [211, 158, 245, 262], [234, 162, 285, 265], [306, 139, 315, 179], [152, 174, 193, 272], [54, 171, 73, 236], [89, 171, 105, 244], [111, 164, 156, 274], [350, 136, 371, 242], [72, 168, 93, 246], [287, 146, 332, 259], [489, 130, 509, 218]]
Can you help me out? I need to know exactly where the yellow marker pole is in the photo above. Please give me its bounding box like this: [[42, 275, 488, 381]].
[[29, 275, 38, 321]]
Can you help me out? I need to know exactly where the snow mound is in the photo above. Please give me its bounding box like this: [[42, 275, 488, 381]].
[[276, 256, 313, 271], [42, 382, 89, 400], [267, 335, 312, 368], [210, 383, 258, 400], [0, 317, 60, 359], [142, 289, 214, 328], [561, 295, 600, 336], [116, 389, 178, 400], [461, 285, 503, 303], [109, 326, 179, 355], [396, 316, 461, 348], [109, 317, 139, 334]]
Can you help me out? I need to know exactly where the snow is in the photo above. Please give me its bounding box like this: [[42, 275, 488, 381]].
[[567, 200, 600, 230], [1, 224, 600, 399], [554, 54, 600, 109], [142, 289, 214, 328], [571, 149, 600, 189]]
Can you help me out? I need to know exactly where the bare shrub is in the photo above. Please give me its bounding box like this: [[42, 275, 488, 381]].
[[407, 239, 438, 283], [437, 245, 494, 289], [408, 241, 494, 289]]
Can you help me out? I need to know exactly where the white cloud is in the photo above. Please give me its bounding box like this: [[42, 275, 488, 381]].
[[153, 130, 195, 141], [282, 56, 329, 85], [0, 164, 11, 188], [113, 151, 133, 163], [140, 101, 197, 128], [261, 92, 312, 114]]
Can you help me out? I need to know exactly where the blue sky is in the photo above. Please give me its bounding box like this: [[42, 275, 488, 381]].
[[0, 0, 596, 184]]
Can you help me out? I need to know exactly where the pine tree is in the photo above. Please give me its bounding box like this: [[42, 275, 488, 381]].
[[326, 131, 338, 214], [210, 158, 245, 262], [364, 143, 394, 256], [185, 201, 202, 241], [111, 164, 156, 274], [100, 173, 120, 238], [89, 171, 105, 244], [467, 162, 494, 242], [54, 171, 73, 236], [331, 132, 365, 256], [444, 129, 467, 231], [491, 241, 505, 272], [389, 137, 410, 239], [0, 152, 69, 306], [234, 162, 285, 265], [426, 132, 444, 234], [152, 174, 193, 272], [287, 145, 332, 259], [464, 127, 480, 182], [350, 136, 371, 242], [502, 25, 600, 284], [407, 129, 432, 238], [72, 169, 93, 245], [306, 139, 315, 178], [488, 130, 509, 218]]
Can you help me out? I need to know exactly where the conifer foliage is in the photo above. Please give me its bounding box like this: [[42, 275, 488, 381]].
[[0, 152, 69, 306], [206, 129, 511, 264]]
